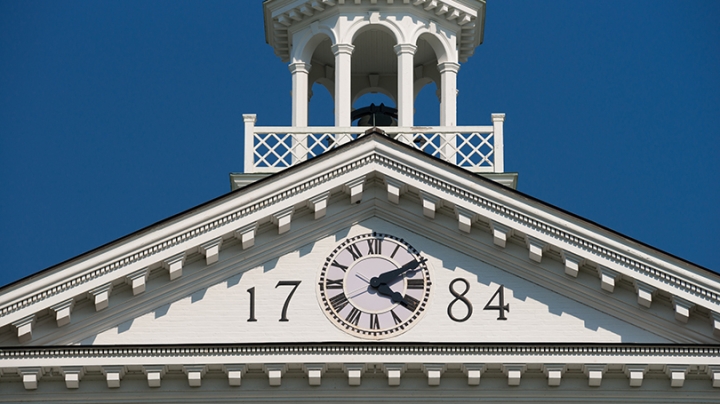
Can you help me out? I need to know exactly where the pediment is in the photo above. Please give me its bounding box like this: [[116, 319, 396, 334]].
[[1, 134, 719, 348]]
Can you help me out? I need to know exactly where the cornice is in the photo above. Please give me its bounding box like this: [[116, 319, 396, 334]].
[[263, 0, 485, 62], [1, 342, 719, 360], [0, 135, 717, 343]]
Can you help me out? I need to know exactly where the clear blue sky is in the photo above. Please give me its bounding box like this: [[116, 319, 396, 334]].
[[1, 1, 718, 288]]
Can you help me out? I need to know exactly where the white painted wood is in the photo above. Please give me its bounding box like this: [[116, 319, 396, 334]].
[[163, 253, 185, 281], [50, 299, 74, 327]]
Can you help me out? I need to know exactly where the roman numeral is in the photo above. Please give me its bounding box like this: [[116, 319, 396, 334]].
[[406, 279, 424, 289], [329, 293, 349, 312], [391, 309, 402, 325], [331, 260, 348, 272], [390, 244, 401, 259], [346, 244, 362, 260], [366, 238, 382, 255], [370, 313, 380, 330], [326, 278, 344, 289], [346, 307, 361, 326], [401, 295, 420, 312]]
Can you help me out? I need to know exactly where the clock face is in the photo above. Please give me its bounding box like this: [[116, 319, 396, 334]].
[[317, 233, 431, 339]]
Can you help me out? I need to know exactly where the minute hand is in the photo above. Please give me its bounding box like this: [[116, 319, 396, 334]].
[[370, 258, 426, 288]]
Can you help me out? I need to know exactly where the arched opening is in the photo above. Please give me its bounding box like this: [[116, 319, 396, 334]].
[[413, 34, 442, 126], [307, 36, 335, 126], [308, 83, 334, 126], [350, 27, 398, 125], [413, 82, 439, 126]]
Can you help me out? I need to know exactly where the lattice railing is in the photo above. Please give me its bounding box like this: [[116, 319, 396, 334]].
[[243, 114, 505, 174]]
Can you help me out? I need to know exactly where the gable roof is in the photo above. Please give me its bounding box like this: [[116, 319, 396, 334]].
[[1, 131, 719, 345]]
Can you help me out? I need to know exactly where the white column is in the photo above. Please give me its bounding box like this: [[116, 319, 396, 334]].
[[438, 62, 460, 127], [289, 62, 310, 127], [331, 43, 354, 127], [492, 113, 505, 172], [394, 43, 417, 127], [243, 114, 256, 173]]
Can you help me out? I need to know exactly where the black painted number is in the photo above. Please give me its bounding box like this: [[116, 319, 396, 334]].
[[484, 285, 510, 320], [446, 279, 510, 322], [275, 280, 302, 322], [447, 278, 473, 322], [247, 287, 257, 322]]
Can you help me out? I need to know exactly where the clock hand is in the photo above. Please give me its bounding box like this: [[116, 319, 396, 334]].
[[346, 284, 370, 299], [370, 257, 427, 288], [355, 272, 371, 283], [375, 283, 404, 304]]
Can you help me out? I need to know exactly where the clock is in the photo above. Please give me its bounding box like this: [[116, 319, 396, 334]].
[[317, 233, 431, 339]]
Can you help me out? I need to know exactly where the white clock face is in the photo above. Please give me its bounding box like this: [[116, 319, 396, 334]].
[[317, 233, 431, 339]]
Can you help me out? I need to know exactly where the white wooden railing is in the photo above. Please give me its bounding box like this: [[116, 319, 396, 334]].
[[243, 114, 505, 174]]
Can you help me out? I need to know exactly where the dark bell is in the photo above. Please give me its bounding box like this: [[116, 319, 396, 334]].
[[352, 103, 398, 127]]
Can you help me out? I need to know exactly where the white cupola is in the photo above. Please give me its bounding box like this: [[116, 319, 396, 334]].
[[236, 1, 513, 189], [263, 0, 487, 127]]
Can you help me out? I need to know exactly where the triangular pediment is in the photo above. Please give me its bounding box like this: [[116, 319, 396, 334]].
[[1, 134, 719, 348]]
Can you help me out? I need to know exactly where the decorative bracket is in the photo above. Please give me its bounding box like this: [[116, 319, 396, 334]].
[[303, 363, 327, 386], [184, 365, 207, 387], [384, 177, 406, 204], [664, 365, 688, 388], [543, 364, 566, 387], [461, 363, 485, 386], [143, 365, 167, 388], [420, 192, 441, 219], [672, 296, 694, 323], [344, 176, 366, 204], [20, 367, 42, 390], [264, 364, 288, 387], [422, 364, 446, 386], [50, 298, 75, 327], [491, 221, 512, 247], [623, 364, 648, 387], [561, 251, 583, 278], [525, 236, 547, 263], [583, 364, 607, 387], [271, 207, 294, 235], [163, 252, 186, 281], [125, 268, 149, 296], [223, 364, 247, 387], [634, 280, 657, 308], [199, 237, 223, 265], [598, 266, 621, 293], [307, 192, 329, 219], [12, 314, 35, 343], [712, 312, 720, 338], [87, 283, 113, 311], [61, 367, 84, 389], [102, 366, 126, 389], [234, 222, 257, 250], [343, 363, 366, 386], [455, 206, 475, 233], [502, 364, 526, 386], [706, 365, 720, 388], [382, 363, 406, 386]]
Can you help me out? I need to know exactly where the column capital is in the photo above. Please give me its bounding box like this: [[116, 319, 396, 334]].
[[437, 61, 461, 74], [393, 43, 417, 55], [288, 62, 311, 74], [331, 43, 355, 56]]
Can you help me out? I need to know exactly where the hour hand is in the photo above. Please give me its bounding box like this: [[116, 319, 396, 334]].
[[375, 284, 404, 304], [370, 258, 426, 287]]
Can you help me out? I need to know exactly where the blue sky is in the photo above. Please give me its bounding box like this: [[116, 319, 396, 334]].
[[1, 1, 718, 288]]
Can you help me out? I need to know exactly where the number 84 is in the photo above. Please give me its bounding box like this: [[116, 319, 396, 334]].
[[447, 278, 509, 322]]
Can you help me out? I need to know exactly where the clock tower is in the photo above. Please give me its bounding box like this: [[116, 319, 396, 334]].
[[1, 2, 718, 401]]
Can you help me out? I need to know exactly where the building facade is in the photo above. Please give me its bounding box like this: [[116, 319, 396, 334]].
[[0, 1, 718, 402]]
